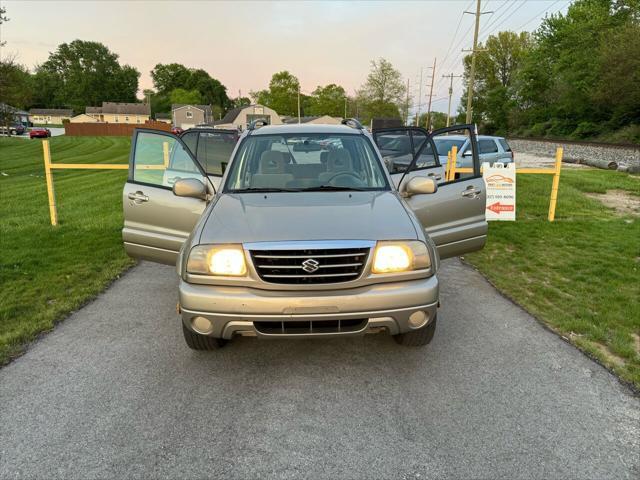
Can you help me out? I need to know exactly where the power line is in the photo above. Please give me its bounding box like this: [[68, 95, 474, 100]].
[[512, 0, 568, 32]]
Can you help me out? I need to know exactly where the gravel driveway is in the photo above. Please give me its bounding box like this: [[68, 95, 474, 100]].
[[0, 259, 638, 479]]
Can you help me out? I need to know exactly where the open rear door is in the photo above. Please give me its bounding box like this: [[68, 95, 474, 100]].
[[373, 124, 487, 259]]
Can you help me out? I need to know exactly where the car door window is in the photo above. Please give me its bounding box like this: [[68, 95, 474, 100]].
[[373, 128, 438, 174], [133, 131, 204, 189], [196, 131, 238, 176], [479, 139, 498, 154]]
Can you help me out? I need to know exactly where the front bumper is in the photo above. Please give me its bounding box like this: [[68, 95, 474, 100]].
[[179, 275, 439, 339]]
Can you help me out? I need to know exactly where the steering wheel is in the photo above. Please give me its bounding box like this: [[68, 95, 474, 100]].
[[325, 171, 362, 184]]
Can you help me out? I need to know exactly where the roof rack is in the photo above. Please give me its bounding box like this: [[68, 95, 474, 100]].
[[341, 118, 364, 130], [247, 119, 269, 131]]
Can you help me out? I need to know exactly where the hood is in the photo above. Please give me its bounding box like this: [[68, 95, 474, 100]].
[[199, 191, 418, 244]]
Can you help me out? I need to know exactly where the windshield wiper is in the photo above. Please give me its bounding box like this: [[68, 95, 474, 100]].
[[299, 185, 367, 192], [231, 187, 301, 193]]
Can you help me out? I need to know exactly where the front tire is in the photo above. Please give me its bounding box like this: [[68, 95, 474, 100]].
[[393, 316, 437, 346], [182, 324, 227, 350]]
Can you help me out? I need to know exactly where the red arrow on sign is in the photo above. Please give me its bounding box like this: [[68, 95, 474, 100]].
[[486, 202, 514, 214]]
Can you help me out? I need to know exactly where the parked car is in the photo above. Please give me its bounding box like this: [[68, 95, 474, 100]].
[[122, 121, 486, 350], [171, 127, 184, 136], [380, 134, 513, 173], [29, 127, 51, 139], [0, 124, 26, 136], [434, 135, 513, 168]]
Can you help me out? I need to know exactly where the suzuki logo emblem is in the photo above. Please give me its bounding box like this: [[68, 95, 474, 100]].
[[301, 258, 320, 273]]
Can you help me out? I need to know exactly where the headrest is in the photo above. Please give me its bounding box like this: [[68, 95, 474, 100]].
[[327, 149, 353, 171], [259, 151, 286, 173]]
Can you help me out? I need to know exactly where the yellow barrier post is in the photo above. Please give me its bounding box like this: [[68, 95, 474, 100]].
[[445, 150, 452, 181], [548, 147, 563, 222], [449, 145, 458, 181], [42, 140, 58, 226], [162, 141, 169, 168]]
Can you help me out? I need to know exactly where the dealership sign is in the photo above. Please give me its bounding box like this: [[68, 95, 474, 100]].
[[483, 162, 516, 221]]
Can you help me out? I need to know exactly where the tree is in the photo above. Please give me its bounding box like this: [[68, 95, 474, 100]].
[[169, 88, 203, 105], [231, 96, 251, 108], [251, 71, 300, 116], [0, 57, 33, 128], [306, 84, 346, 117], [1, 6, 9, 47], [31, 40, 139, 112], [151, 64, 230, 112], [460, 31, 532, 133], [356, 58, 406, 124]]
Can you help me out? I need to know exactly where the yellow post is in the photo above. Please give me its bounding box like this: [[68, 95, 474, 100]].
[[449, 145, 458, 181], [445, 150, 452, 181], [548, 147, 563, 222], [42, 140, 58, 226], [162, 141, 169, 169]]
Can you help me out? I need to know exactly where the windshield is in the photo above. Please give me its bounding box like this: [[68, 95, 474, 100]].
[[434, 138, 466, 156], [224, 133, 389, 192]]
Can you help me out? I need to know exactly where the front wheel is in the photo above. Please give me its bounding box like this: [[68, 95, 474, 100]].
[[393, 316, 437, 346], [182, 324, 227, 350]]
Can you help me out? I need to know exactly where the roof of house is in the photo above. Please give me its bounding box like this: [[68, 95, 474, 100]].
[[86, 102, 150, 115], [218, 104, 271, 124], [171, 104, 213, 115], [0, 103, 29, 115], [29, 108, 74, 116]]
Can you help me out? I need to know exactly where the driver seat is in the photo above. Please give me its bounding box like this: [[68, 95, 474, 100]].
[[318, 149, 353, 183]]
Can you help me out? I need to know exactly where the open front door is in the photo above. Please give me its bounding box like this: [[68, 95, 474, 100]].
[[122, 129, 212, 265], [373, 124, 487, 260]]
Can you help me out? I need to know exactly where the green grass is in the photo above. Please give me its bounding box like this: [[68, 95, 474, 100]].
[[0, 136, 134, 364], [465, 168, 640, 389]]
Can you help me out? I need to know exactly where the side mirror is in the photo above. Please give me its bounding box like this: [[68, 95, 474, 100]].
[[173, 178, 207, 200], [403, 176, 438, 197]]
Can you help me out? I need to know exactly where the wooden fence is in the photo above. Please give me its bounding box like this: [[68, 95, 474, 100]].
[[64, 120, 171, 136]]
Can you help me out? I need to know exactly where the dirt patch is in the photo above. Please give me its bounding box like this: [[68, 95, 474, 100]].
[[632, 333, 640, 356], [593, 342, 627, 367], [584, 190, 640, 217]]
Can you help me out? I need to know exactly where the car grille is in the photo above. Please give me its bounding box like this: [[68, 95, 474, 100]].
[[250, 247, 370, 284], [254, 319, 367, 335]]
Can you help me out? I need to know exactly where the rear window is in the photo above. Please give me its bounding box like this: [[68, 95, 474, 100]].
[[498, 139, 511, 152]]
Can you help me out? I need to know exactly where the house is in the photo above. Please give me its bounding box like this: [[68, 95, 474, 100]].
[[213, 104, 282, 130], [69, 113, 100, 123], [0, 103, 30, 126], [29, 108, 74, 125], [171, 104, 213, 129], [283, 115, 343, 125], [84, 102, 151, 124], [155, 113, 172, 124]]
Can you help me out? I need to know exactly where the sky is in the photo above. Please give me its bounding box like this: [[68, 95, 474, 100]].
[[1, 0, 571, 115]]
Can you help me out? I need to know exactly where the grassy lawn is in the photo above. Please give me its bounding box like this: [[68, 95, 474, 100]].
[[466, 168, 640, 389], [0, 136, 134, 364]]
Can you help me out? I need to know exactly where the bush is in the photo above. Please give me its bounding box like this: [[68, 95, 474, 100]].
[[572, 121, 600, 139]]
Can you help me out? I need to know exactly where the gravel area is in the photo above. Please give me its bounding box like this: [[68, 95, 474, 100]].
[[508, 139, 639, 172]]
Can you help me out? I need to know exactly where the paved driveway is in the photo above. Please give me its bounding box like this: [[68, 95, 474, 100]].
[[0, 260, 638, 479]]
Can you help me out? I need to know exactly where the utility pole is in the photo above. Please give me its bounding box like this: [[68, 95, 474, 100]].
[[344, 96, 347, 119], [415, 67, 423, 126], [425, 58, 437, 131], [405, 78, 410, 126], [297, 86, 301, 124], [442, 73, 463, 127], [463, 0, 491, 123]]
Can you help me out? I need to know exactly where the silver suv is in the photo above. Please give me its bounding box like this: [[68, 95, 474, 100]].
[[122, 121, 487, 349]]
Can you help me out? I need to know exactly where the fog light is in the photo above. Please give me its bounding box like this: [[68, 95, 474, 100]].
[[191, 316, 213, 335], [408, 311, 429, 329]]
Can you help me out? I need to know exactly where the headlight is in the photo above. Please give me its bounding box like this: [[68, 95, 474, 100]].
[[372, 241, 430, 274], [187, 244, 247, 276]]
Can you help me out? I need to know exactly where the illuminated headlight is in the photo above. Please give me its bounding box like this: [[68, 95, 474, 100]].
[[372, 241, 430, 274], [187, 244, 247, 276]]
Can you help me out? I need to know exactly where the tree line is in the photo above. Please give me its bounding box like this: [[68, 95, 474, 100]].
[[459, 0, 640, 143]]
